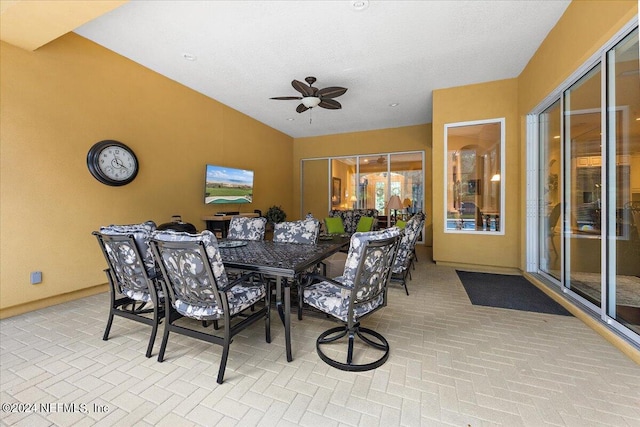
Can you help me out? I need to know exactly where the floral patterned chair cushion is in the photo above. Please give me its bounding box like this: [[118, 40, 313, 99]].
[[100, 220, 157, 273], [151, 229, 229, 290], [151, 230, 267, 320], [173, 283, 265, 320], [328, 209, 378, 234], [302, 278, 384, 322], [273, 218, 320, 244], [392, 212, 425, 274], [227, 216, 267, 241], [342, 227, 401, 285], [95, 230, 163, 302], [302, 227, 400, 323]]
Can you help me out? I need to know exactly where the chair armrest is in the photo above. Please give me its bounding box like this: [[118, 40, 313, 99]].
[[220, 271, 264, 292], [303, 273, 353, 290]]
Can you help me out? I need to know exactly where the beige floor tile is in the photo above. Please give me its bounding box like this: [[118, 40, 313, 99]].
[[1, 246, 639, 426]]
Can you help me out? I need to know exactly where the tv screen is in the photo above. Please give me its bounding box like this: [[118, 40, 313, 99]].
[[204, 164, 254, 204]]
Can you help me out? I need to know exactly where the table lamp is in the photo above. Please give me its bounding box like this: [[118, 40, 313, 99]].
[[403, 198, 412, 216], [387, 195, 403, 225], [350, 195, 357, 209]]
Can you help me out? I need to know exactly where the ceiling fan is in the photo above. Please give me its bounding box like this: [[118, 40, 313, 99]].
[[270, 76, 347, 113]]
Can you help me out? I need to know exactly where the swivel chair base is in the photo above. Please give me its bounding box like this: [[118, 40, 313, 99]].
[[316, 324, 389, 372]]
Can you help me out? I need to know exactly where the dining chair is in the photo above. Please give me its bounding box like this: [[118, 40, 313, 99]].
[[93, 220, 164, 358], [227, 216, 267, 240], [271, 218, 323, 305], [390, 212, 425, 295], [272, 218, 321, 244], [150, 230, 270, 384], [299, 227, 400, 371]]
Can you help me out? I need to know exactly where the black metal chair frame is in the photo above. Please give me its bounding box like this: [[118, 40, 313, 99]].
[[390, 215, 425, 296], [93, 231, 164, 358], [301, 235, 399, 372], [151, 239, 270, 384]]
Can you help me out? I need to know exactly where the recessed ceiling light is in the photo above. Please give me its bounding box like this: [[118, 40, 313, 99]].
[[182, 53, 197, 61], [351, 0, 369, 11], [389, 103, 399, 107], [286, 118, 295, 121]]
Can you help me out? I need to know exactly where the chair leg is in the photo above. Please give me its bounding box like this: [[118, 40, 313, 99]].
[[403, 271, 410, 295], [145, 304, 161, 358], [102, 309, 115, 341], [347, 332, 355, 365], [265, 283, 271, 343], [217, 323, 232, 384], [157, 312, 173, 363], [298, 288, 304, 320]]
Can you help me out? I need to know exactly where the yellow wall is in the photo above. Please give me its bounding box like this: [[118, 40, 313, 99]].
[[301, 159, 329, 220], [519, 1, 637, 115], [1, 0, 636, 316], [292, 124, 433, 245], [432, 79, 520, 271], [0, 33, 293, 316]]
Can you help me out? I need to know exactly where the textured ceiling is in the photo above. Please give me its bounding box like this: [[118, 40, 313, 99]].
[[74, 0, 571, 138]]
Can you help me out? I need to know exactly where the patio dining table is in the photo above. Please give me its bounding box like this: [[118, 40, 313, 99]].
[[218, 236, 349, 362]]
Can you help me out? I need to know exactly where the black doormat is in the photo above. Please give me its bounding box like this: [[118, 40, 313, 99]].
[[456, 270, 572, 316]]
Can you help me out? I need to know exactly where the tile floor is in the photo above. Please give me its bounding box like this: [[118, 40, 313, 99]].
[[1, 246, 640, 426]]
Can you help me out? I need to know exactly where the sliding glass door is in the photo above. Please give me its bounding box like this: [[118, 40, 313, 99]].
[[606, 28, 640, 335], [532, 25, 639, 343], [564, 64, 603, 309], [539, 100, 561, 281]]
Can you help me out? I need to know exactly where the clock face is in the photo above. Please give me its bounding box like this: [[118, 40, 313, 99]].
[[87, 140, 139, 186], [97, 145, 137, 181]]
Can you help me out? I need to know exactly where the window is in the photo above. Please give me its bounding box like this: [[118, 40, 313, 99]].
[[301, 151, 424, 231], [444, 119, 505, 233]]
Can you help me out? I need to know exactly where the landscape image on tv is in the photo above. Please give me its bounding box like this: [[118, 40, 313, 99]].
[[205, 165, 253, 204]]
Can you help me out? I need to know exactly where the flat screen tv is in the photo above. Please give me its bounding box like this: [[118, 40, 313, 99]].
[[204, 164, 254, 204]]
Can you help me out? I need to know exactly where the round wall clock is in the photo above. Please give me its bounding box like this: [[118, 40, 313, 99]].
[[87, 140, 139, 186]]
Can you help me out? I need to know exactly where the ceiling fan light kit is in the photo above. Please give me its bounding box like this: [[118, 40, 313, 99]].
[[302, 97, 321, 108], [271, 76, 348, 114]]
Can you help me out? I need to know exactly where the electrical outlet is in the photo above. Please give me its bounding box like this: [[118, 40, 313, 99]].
[[30, 271, 42, 284]]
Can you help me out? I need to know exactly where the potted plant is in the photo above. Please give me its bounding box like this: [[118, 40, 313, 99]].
[[265, 205, 287, 228]]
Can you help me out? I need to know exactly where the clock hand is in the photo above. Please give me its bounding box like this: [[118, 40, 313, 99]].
[[111, 157, 125, 168]]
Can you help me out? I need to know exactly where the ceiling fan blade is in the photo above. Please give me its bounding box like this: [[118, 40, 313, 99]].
[[296, 103, 309, 113], [317, 86, 347, 99], [292, 79, 314, 97], [270, 96, 302, 100], [318, 99, 341, 110]]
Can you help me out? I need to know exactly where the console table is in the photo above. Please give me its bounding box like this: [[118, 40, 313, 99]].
[[202, 212, 259, 238]]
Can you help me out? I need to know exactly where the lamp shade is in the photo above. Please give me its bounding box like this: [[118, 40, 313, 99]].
[[302, 97, 321, 108], [491, 173, 501, 182], [387, 195, 403, 210], [403, 198, 412, 207]]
